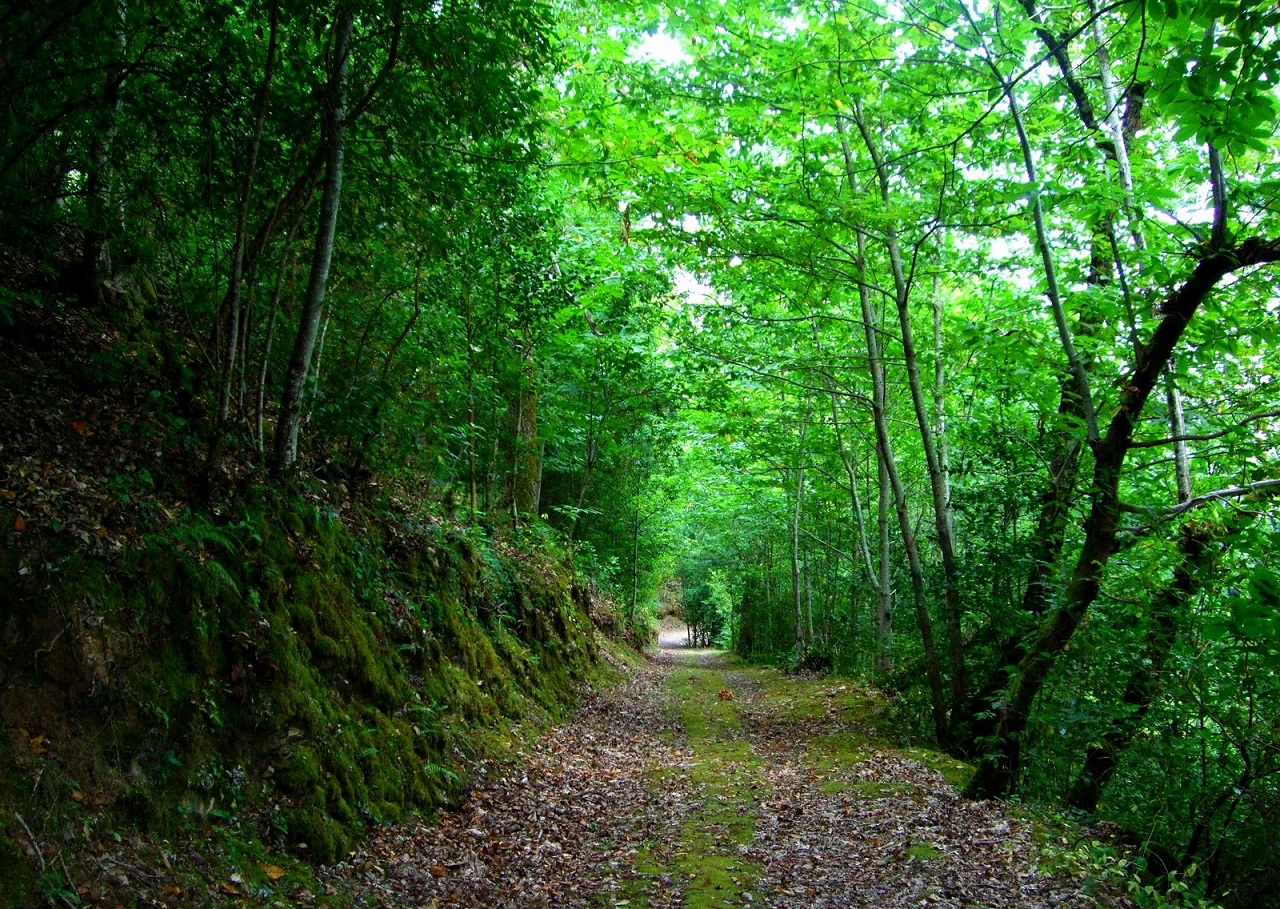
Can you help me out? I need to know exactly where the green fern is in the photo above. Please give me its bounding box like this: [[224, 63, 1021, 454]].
[[425, 762, 459, 784]]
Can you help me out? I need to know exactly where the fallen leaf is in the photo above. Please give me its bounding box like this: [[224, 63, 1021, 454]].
[[260, 863, 287, 880]]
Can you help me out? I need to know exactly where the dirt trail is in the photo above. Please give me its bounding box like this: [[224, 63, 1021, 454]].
[[326, 638, 1122, 908]]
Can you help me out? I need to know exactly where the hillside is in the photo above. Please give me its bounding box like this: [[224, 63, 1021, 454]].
[[0, 272, 622, 905]]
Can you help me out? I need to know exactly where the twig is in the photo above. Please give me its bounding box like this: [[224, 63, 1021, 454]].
[[14, 813, 77, 908], [57, 850, 78, 904], [14, 813, 46, 872]]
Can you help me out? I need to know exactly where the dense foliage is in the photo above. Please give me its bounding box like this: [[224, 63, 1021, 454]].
[[3, 0, 1280, 904], [554, 0, 1280, 903]]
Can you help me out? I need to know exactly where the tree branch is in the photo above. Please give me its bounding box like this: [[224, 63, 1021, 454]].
[[1120, 478, 1280, 518], [1129, 410, 1280, 449]]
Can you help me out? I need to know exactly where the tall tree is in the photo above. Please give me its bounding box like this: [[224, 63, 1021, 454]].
[[273, 4, 354, 475]]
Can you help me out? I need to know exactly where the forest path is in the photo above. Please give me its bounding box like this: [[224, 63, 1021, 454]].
[[325, 642, 1113, 908]]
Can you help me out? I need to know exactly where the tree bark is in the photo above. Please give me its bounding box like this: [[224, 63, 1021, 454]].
[[1066, 520, 1218, 812], [876, 448, 894, 676], [631, 505, 641, 622], [509, 340, 540, 521], [81, 0, 127, 306], [791, 398, 811, 659], [216, 0, 279, 430], [272, 5, 354, 476]]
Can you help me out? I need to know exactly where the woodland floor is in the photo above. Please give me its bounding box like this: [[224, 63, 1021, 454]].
[[323, 623, 1130, 909]]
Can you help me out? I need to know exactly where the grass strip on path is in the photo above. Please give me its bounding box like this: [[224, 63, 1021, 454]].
[[658, 652, 768, 909]]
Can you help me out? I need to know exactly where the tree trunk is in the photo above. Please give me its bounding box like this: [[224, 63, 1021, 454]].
[[82, 0, 127, 306], [854, 228, 949, 744], [1165, 367, 1193, 503], [791, 399, 811, 660], [967, 237, 1280, 798], [1066, 519, 1219, 812], [464, 284, 479, 519], [509, 345, 540, 521], [846, 110, 966, 717], [215, 0, 279, 434], [875, 448, 894, 675], [631, 505, 641, 622], [272, 5, 354, 476]]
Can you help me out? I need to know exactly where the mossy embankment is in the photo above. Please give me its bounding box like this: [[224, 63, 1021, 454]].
[[0, 486, 610, 906]]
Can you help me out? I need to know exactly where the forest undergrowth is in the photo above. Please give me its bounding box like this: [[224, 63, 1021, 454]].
[[0, 287, 617, 907]]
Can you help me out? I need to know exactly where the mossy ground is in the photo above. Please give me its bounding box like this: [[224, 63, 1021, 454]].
[[613, 651, 767, 909], [664, 658, 767, 909], [0, 487, 604, 906]]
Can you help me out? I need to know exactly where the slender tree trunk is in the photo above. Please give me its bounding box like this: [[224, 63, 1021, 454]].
[[1166, 368, 1193, 503], [464, 285, 478, 519], [509, 344, 540, 520], [82, 0, 127, 306], [791, 400, 811, 659], [256, 292, 280, 455], [876, 449, 894, 675], [823, 368, 891, 673], [272, 5, 354, 475], [237, 282, 254, 417], [791, 466, 806, 657], [846, 112, 965, 716], [805, 557, 814, 645], [971, 49, 1099, 445], [855, 228, 948, 743], [216, 0, 279, 429], [239, 15, 399, 286], [1091, 5, 1196, 510], [631, 506, 641, 622], [931, 267, 954, 561], [303, 310, 330, 427], [254, 218, 302, 454]]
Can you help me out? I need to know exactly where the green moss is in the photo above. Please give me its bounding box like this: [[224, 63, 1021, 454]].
[[658, 664, 767, 908], [284, 808, 352, 865], [897, 747, 973, 789], [277, 747, 323, 795], [907, 842, 944, 861], [2, 485, 602, 883]]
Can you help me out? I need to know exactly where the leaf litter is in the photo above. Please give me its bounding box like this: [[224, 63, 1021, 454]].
[[325, 641, 1133, 908]]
